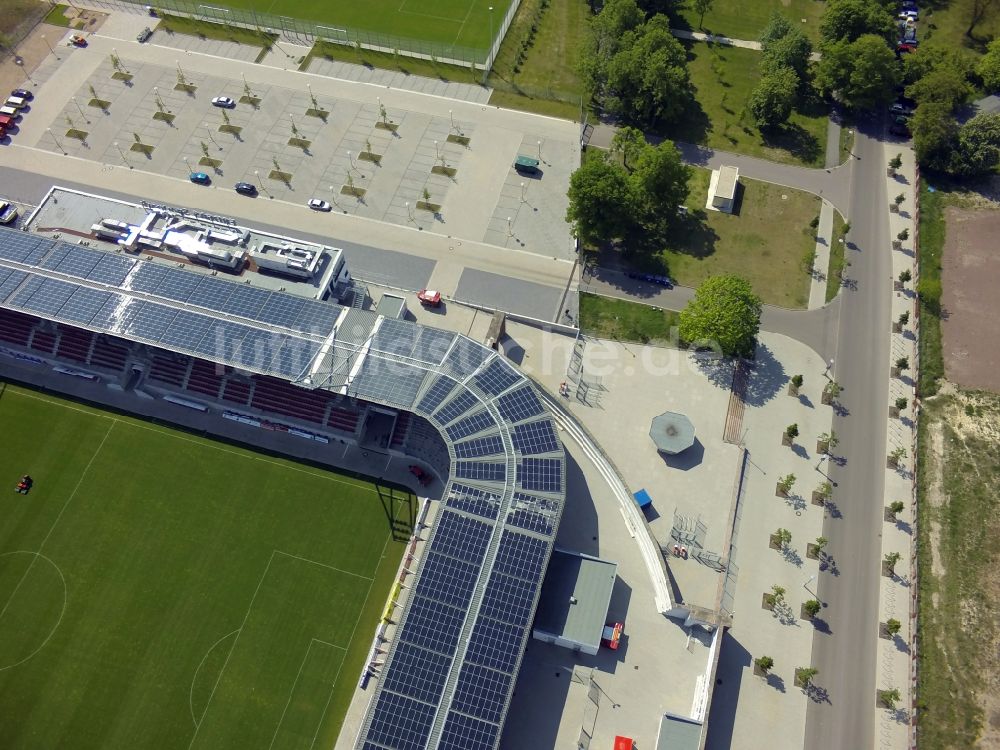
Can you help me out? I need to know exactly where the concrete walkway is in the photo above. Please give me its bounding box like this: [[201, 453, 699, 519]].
[[808, 200, 835, 310], [670, 28, 822, 60]]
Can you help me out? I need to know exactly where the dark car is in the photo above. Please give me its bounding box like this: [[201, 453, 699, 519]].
[[890, 116, 911, 137], [10, 88, 32, 101], [234, 182, 257, 196]]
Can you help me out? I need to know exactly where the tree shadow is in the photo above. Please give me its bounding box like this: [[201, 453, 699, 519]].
[[792, 443, 810, 460], [895, 519, 912, 535], [766, 673, 786, 693], [743, 342, 787, 406], [810, 616, 832, 634], [893, 634, 910, 654], [761, 122, 821, 165], [797, 393, 814, 408], [824, 499, 843, 520], [782, 546, 804, 567], [783, 493, 806, 512], [805, 682, 832, 704]]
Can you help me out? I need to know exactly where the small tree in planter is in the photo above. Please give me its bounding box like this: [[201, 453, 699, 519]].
[[770, 527, 792, 551], [788, 373, 804, 396], [893, 310, 910, 333], [763, 584, 786, 610], [776, 473, 796, 497], [884, 618, 902, 638], [892, 356, 909, 378], [883, 551, 902, 576], [822, 380, 842, 405], [802, 599, 822, 619], [782, 423, 799, 446], [890, 193, 905, 213], [895, 269, 912, 291], [888, 446, 907, 468], [886, 500, 905, 521], [795, 666, 818, 688], [891, 397, 908, 417], [812, 481, 832, 506], [892, 227, 909, 250], [888, 153, 902, 175], [807, 536, 828, 558], [816, 431, 838, 454], [754, 655, 774, 676], [878, 687, 901, 710]]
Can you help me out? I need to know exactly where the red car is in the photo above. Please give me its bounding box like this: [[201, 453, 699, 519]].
[[601, 621, 623, 650], [417, 289, 441, 307], [70, 35, 88, 47]]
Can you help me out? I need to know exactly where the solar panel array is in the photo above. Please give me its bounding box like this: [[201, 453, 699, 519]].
[[0, 226, 567, 750]]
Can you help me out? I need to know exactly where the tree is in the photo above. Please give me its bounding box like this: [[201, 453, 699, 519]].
[[884, 551, 902, 572], [610, 126, 647, 171], [774, 527, 792, 549], [755, 655, 774, 674], [785, 423, 799, 439], [566, 157, 636, 247], [885, 618, 902, 637], [978, 39, 1000, 91], [816, 35, 899, 109], [954, 113, 1000, 176], [777, 473, 796, 494], [895, 397, 908, 411], [630, 139, 691, 235], [904, 46, 975, 89], [694, 0, 714, 29], [879, 687, 902, 709], [803, 599, 822, 617], [759, 11, 793, 48], [747, 65, 798, 129], [814, 536, 828, 552], [889, 153, 903, 171], [795, 666, 819, 686], [895, 356, 910, 371], [769, 584, 786, 604], [906, 66, 972, 112], [791, 374, 804, 388], [889, 500, 905, 517], [679, 275, 762, 357], [898, 311, 910, 326], [580, 0, 645, 96], [911, 101, 960, 170], [761, 29, 813, 82], [819, 0, 896, 46], [967, 0, 1000, 38]]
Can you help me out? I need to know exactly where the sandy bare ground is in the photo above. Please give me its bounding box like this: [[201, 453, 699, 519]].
[[941, 206, 1000, 393]]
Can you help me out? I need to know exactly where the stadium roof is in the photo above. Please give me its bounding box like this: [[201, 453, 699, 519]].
[[0, 227, 566, 750]]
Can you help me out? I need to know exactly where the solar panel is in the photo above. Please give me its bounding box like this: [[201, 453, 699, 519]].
[[126, 301, 177, 341], [9, 275, 42, 307], [270, 338, 317, 379], [187, 276, 237, 311], [493, 530, 548, 583], [506, 493, 562, 537], [431, 511, 493, 564], [414, 551, 481, 610], [365, 691, 436, 750], [232, 328, 284, 371], [156, 310, 212, 352], [472, 357, 520, 397], [478, 572, 538, 627], [351, 355, 427, 407], [191, 319, 251, 362], [518, 458, 562, 493], [417, 376, 456, 414], [454, 461, 507, 483], [87, 254, 136, 287], [0, 268, 27, 303], [293, 298, 342, 336], [398, 595, 466, 655], [445, 411, 496, 441], [49, 246, 101, 278], [256, 294, 304, 329], [453, 435, 506, 459], [122, 262, 169, 296], [413, 327, 457, 365], [381, 641, 452, 705], [511, 419, 560, 455], [58, 286, 113, 326], [433, 390, 479, 425], [443, 483, 503, 520], [218, 285, 272, 321], [438, 710, 500, 750], [444, 335, 491, 379], [0, 232, 52, 265], [451, 663, 512, 724], [18, 277, 75, 316], [495, 385, 544, 423], [90, 293, 141, 333], [465, 615, 524, 673]]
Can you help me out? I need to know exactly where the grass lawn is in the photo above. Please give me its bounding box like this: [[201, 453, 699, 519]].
[[825, 211, 847, 303], [916, 390, 1000, 749], [676, 0, 827, 44], [919, 0, 1000, 58], [0, 383, 408, 750], [42, 4, 72, 28], [666, 41, 829, 168], [487, 0, 589, 120], [579, 292, 681, 344], [917, 181, 947, 396], [644, 168, 819, 308], [182, 0, 507, 52], [158, 14, 276, 49], [302, 41, 481, 83]]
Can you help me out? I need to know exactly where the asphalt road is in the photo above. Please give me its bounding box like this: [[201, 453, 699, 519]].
[[803, 116, 892, 749]]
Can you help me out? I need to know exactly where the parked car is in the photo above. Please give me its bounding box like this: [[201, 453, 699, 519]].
[[890, 101, 914, 116], [898, 9, 918, 20], [307, 198, 331, 211], [10, 89, 32, 101], [625, 270, 675, 288], [896, 41, 918, 53], [0, 106, 19, 118], [0, 201, 18, 225], [189, 172, 211, 185], [136, 27, 153, 43], [234, 182, 257, 196], [890, 116, 911, 137], [416, 289, 441, 307], [4, 96, 28, 110], [211, 96, 236, 108], [601, 622, 624, 650], [70, 34, 87, 47]]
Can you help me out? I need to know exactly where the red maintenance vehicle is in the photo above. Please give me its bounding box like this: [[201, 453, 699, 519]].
[[14, 475, 33, 494]]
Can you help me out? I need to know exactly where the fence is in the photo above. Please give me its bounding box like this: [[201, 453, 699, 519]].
[[91, 0, 513, 72]]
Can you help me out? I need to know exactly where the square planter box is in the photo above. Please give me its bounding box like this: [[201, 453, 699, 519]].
[[882, 560, 897, 577], [806, 543, 821, 559], [787, 383, 799, 397], [761, 593, 776, 611], [782, 433, 793, 446], [892, 322, 903, 333], [811, 491, 827, 506], [884, 506, 899, 522]]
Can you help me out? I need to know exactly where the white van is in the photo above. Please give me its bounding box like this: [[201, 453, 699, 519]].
[[4, 96, 27, 109]]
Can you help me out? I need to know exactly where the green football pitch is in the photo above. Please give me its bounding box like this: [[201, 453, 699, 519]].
[[196, 0, 510, 52], [0, 382, 410, 750]]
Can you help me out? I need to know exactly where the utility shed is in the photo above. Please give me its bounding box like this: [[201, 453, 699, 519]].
[[708, 165, 739, 213], [375, 293, 407, 319], [532, 549, 618, 655], [656, 712, 703, 750]]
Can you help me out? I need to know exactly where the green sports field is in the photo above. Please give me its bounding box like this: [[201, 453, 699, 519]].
[[190, 0, 509, 52], [0, 382, 410, 750]]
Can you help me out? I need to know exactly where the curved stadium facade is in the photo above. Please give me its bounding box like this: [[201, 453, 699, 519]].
[[0, 225, 566, 750]]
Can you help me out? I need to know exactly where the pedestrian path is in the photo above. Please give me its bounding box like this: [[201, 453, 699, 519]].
[[670, 28, 821, 60], [808, 200, 835, 310]]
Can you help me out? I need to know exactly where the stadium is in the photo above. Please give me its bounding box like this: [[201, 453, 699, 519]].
[[0, 190, 566, 750]]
